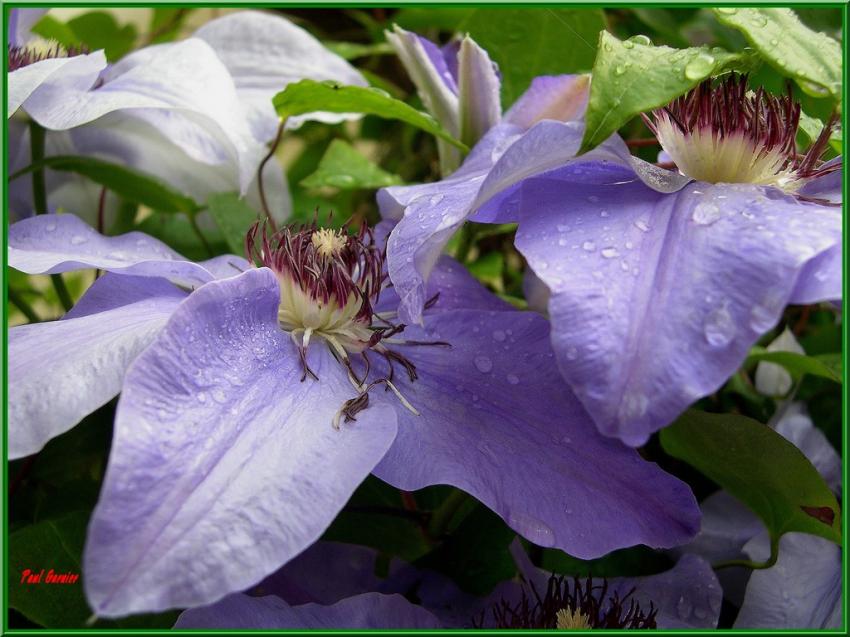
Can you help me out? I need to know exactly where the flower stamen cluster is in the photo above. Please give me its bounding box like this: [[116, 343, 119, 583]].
[[475, 573, 658, 629], [644, 73, 838, 191], [8, 41, 87, 72], [246, 220, 448, 426]]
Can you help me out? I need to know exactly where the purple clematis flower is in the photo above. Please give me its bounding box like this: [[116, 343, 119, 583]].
[[7, 10, 366, 223], [679, 403, 841, 629], [175, 538, 722, 629], [7, 212, 700, 617], [386, 25, 501, 174], [379, 74, 842, 446]]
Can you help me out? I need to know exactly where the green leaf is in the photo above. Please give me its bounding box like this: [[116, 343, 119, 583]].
[[148, 8, 194, 44], [745, 347, 842, 384], [540, 544, 673, 578], [660, 410, 841, 552], [300, 139, 403, 190], [798, 111, 842, 154], [206, 193, 262, 256], [65, 11, 137, 61], [31, 15, 81, 48], [322, 40, 394, 60], [11, 156, 199, 214], [712, 8, 842, 102], [414, 504, 517, 595], [272, 80, 467, 151], [397, 8, 604, 107], [580, 32, 755, 153], [9, 512, 91, 627], [137, 212, 226, 262]]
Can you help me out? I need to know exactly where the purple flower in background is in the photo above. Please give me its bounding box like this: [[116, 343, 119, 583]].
[[386, 25, 501, 173], [380, 74, 842, 446], [7, 212, 700, 617], [7, 10, 366, 223], [175, 539, 722, 629], [680, 403, 841, 629]]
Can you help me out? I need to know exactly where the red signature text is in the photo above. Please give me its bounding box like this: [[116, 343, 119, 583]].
[[20, 568, 80, 585]]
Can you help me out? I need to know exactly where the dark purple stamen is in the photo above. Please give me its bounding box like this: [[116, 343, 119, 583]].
[[8, 44, 87, 72], [474, 573, 658, 629], [644, 73, 838, 181]]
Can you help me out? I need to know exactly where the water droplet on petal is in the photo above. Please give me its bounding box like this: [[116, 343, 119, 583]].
[[70, 235, 87, 245], [704, 305, 736, 347], [474, 355, 493, 373], [692, 201, 723, 225], [558, 237, 568, 246], [45, 223, 56, 232], [676, 595, 693, 619], [601, 247, 619, 259], [634, 219, 650, 232], [506, 373, 520, 385], [492, 330, 506, 342], [566, 347, 579, 360], [582, 241, 596, 252]]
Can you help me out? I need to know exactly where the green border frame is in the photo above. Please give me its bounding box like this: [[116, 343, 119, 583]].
[[0, 1, 847, 635]]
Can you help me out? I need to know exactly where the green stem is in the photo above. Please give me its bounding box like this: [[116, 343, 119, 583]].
[[713, 535, 779, 571], [427, 489, 470, 539], [8, 289, 40, 323], [28, 121, 47, 215], [30, 121, 74, 313], [453, 224, 477, 264], [188, 213, 214, 258]]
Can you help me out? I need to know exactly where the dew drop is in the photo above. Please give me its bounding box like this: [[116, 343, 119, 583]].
[[506, 373, 520, 385], [587, 195, 599, 202], [676, 595, 693, 619], [601, 247, 619, 259], [45, 222, 56, 232], [582, 240, 596, 252], [556, 223, 570, 232], [684, 52, 716, 80], [599, 210, 609, 217], [628, 34, 652, 46], [429, 194, 445, 205], [634, 219, 650, 232], [614, 65, 627, 76], [704, 305, 736, 347], [70, 235, 88, 245], [492, 330, 506, 342], [197, 392, 207, 403], [622, 40, 634, 49], [474, 355, 493, 373], [566, 346, 579, 360], [558, 237, 568, 246], [692, 202, 723, 225]]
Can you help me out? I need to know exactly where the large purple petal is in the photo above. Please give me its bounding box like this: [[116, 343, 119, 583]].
[[174, 592, 441, 629], [516, 174, 842, 444], [503, 75, 589, 129], [83, 268, 398, 616], [735, 531, 841, 629], [371, 308, 699, 557], [8, 274, 185, 459], [8, 214, 248, 287]]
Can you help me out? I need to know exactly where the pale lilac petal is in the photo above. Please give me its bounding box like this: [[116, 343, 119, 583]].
[[22, 39, 264, 194], [9, 274, 185, 459], [503, 74, 589, 128], [372, 308, 699, 557], [522, 268, 550, 314], [754, 328, 804, 397], [84, 268, 398, 616], [195, 11, 367, 142], [376, 255, 511, 315], [458, 36, 501, 146], [174, 592, 441, 629], [516, 175, 841, 444], [798, 162, 842, 204], [8, 214, 245, 287], [386, 25, 461, 174], [8, 52, 106, 115], [789, 243, 842, 303], [735, 531, 841, 629], [8, 8, 48, 46], [68, 113, 292, 222]]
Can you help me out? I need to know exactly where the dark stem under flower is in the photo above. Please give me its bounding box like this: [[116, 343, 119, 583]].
[[256, 119, 287, 232]]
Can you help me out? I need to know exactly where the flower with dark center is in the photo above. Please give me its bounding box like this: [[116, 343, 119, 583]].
[[245, 219, 449, 424], [9, 212, 701, 618], [643, 74, 839, 192], [377, 70, 841, 448], [8, 42, 88, 72], [477, 574, 658, 629]]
